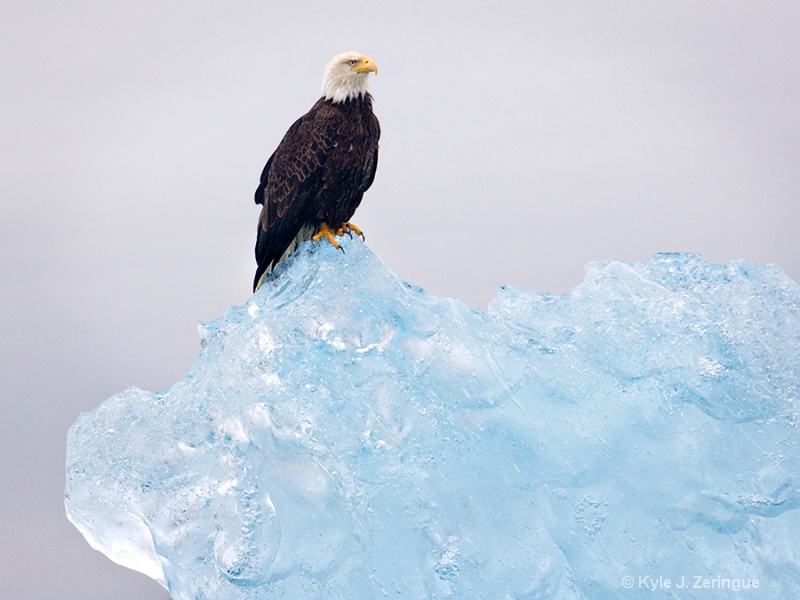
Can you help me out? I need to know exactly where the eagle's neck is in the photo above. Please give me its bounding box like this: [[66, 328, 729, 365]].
[[322, 71, 371, 104], [320, 93, 373, 112]]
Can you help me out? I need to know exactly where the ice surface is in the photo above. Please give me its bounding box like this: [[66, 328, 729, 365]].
[[65, 238, 800, 599]]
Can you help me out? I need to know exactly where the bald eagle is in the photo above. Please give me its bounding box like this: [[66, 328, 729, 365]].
[[253, 51, 381, 291]]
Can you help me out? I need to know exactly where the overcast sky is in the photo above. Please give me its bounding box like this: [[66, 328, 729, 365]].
[[1, 1, 798, 598]]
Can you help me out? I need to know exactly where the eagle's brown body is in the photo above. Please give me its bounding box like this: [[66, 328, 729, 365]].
[[253, 92, 380, 291]]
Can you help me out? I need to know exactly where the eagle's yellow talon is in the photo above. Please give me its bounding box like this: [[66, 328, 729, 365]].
[[341, 222, 364, 240], [312, 222, 343, 251], [312, 221, 365, 250]]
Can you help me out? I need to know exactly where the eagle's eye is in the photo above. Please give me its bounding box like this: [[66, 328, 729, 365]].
[[349, 60, 356, 66]]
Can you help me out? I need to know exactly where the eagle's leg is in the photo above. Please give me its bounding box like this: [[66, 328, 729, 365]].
[[336, 222, 365, 240], [311, 222, 344, 252]]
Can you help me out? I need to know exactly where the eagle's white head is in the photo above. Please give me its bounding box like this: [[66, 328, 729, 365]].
[[322, 51, 378, 103]]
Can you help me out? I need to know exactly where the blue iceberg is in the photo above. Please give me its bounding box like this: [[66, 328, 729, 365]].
[[65, 238, 800, 599]]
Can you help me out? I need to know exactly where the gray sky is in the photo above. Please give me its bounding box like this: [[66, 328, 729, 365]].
[[1, 1, 798, 598]]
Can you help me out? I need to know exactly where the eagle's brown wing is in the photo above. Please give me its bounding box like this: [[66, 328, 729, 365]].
[[253, 100, 339, 290]]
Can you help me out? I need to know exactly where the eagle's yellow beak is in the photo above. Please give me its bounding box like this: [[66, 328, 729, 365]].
[[353, 57, 378, 75]]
